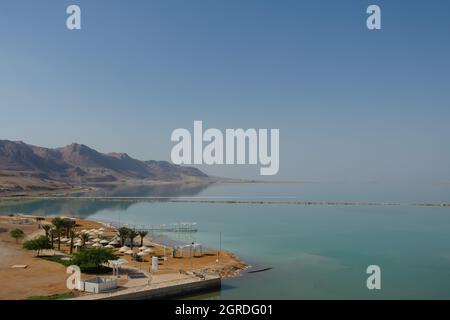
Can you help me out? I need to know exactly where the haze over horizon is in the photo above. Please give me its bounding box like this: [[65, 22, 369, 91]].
[[1, 0, 450, 182]]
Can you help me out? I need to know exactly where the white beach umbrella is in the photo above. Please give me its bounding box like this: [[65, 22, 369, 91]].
[[98, 227, 105, 231], [92, 243, 102, 248], [92, 238, 101, 243], [137, 251, 148, 257], [144, 248, 154, 254], [109, 240, 119, 245], [100, 239, 109, 244], [139, 246, 148, 251], [105, 244, 114, 249], [74, 243, 82, 247], [124, 250, 134, 255], [119, 246, 131, 253]]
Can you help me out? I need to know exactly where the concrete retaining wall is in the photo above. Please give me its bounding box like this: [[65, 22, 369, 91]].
[[97, 277, 221, 300]]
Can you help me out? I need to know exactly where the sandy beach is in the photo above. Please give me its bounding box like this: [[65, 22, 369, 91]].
[[0, 215, 247, 300], [0, 218, 69, 299]]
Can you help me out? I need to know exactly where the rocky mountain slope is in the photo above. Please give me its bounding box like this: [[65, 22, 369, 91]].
[[0, 140, 208, 193]]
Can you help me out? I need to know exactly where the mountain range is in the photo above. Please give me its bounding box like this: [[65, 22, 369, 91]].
[[0, 140, 209, 194]]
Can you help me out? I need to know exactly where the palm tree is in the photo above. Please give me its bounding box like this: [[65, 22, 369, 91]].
[[79, 232, 90, 247], [49, 228, 57, 249], [138, 230, 148, 247], [62, 219, 76, 238], [42, 225, 52, 238], [69, 230, 77, 254], [117, 227, 131, 246], [51, 217, 64, 250], [128, 230, 139, 249]]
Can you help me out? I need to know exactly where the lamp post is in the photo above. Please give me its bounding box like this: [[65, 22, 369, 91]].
[[190, 242, 194, 271], [216, 232, 221, 263]]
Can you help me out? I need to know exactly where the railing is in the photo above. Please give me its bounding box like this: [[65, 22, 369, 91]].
[[94, 271, 219, 298], [108, 221, 198, 233]]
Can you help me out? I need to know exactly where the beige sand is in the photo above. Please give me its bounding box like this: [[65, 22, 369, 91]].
[[0, 217, 69, 300], [0, 215, 246, 300]]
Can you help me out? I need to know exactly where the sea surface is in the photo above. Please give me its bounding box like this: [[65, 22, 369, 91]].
[[1, 182, 450, 299]]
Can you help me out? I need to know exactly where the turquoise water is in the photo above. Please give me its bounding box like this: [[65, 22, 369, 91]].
[[1, 182, 450, 299]]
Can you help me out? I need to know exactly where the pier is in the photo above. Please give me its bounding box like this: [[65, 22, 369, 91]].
[[70, 274, 221, 300], [109, 221, 198, 233]]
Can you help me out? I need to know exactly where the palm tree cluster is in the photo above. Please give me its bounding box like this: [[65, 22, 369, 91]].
[[117, 227, 148, 249], [39, 217, 84, 253], [40, 217, 124, 255], [35, 217, 154, 257]]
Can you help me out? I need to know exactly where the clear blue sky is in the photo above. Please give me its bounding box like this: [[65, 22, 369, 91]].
[[1, 0, 449, 181]]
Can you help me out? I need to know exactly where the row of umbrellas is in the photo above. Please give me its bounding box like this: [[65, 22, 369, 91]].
[[118, 245, 155, 256], [80, 227, 106, 233], [79, 228, 106, 236], [73, 238, 120, 248], [56, 226, 116, 248]]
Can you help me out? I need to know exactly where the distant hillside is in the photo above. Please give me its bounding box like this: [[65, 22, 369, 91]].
[[0, 140, 209, 194]]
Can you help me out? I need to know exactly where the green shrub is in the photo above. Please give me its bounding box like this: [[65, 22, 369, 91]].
[[39, 248, 116, 274], [71, 247, 117, 274], [27, 292, 76, 300], [40, 256, 71, 267], [23, 236, 52, 256], [10, 228, 25, 243]]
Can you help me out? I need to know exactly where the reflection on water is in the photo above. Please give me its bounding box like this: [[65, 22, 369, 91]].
[[0, 198, 135, 218], [0, 183, 210, 217], [80, 183, 211, 198]]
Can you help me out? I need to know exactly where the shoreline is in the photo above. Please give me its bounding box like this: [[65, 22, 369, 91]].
[[0, 214, 247, 300], [91, 217, 249, 278]]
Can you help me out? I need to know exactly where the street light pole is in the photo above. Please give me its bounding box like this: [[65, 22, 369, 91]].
[[190, 242, 194, 271], [217, 232, 221, 263]]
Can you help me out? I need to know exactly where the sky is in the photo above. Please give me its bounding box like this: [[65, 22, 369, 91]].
[[0, 0, 449, 182]]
